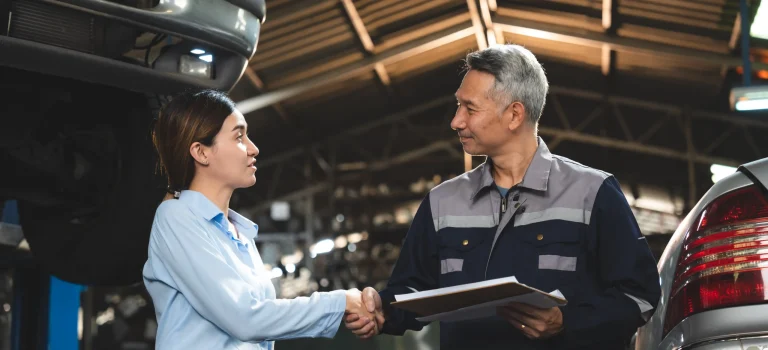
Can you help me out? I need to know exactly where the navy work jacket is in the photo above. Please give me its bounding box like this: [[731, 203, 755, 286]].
[[378, 137, 661, 350]]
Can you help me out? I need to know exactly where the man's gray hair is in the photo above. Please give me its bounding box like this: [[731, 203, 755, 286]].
[[464, 44, 549, 125]]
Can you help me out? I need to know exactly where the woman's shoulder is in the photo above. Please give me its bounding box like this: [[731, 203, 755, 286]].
[[153, 198, 200, 229]]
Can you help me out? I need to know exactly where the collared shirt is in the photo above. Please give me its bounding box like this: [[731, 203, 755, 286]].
[[143, 190, 346, 350], [379, 137, 661, 350]]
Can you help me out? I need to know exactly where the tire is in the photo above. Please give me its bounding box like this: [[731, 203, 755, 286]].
[[18, 89, 167, 286]]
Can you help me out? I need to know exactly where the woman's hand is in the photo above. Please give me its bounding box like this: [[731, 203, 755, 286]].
[[344, 289, 379, 338]]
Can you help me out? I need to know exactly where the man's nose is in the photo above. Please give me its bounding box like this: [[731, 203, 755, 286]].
[[450, 111, 465, 131]]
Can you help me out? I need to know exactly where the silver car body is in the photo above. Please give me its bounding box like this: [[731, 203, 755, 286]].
[[636, 158, 768, 349]]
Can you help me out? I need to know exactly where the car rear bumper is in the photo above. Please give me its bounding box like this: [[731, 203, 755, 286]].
[[657, 304, 768, 350], [0, 0, 263, 93], [683, 334, 768, 350], [53, 0, 264, 59]]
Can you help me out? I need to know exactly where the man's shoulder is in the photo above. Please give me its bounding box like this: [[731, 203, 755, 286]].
[[428, 164, 484, 200], [550, 154, 612, 185]]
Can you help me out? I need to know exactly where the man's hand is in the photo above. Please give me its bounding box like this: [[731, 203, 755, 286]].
[[344, 287, 385, 339], [344, 289, 379, 338], [497, 302, 564, 340]]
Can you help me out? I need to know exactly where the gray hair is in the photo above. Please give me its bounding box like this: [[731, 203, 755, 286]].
[[464, 44, 549, 125]]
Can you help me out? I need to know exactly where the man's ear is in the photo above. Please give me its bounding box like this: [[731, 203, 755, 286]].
[[505, 101, 527, 131], [189, 141, 209, 165]]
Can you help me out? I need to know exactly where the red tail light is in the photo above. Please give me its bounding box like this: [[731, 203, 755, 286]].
[[663, 185, 768, 336]]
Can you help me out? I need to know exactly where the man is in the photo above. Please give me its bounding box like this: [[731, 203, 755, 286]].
[[344, 44, 661, 349]]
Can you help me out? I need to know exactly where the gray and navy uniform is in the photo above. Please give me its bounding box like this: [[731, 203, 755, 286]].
[[378, 138, 661, 350]]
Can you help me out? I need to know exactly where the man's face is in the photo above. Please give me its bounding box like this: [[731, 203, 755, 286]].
[[450, 70, 509, 157]]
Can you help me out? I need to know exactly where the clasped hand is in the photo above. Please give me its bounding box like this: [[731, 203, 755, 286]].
[[344, 287, 385, 339], [497, 302, 564, 339]]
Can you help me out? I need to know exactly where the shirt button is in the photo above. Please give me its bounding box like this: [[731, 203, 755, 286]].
[[520, 206, 526, 213], [462, 240, 469, 246], [536, 234, 544, 241], [514, 203, 520, 209]]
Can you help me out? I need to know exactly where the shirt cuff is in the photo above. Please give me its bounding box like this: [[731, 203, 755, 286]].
[[318, 290, 347, 338]]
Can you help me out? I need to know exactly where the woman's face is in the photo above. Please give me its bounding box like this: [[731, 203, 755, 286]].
[[203, 110, 259, 189]]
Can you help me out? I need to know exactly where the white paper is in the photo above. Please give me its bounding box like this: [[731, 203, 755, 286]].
[[394, 276, 519, 302], [415, 289, 565, 323]]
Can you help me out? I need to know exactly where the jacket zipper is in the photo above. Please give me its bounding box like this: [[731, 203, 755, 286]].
[[501, 196, 507, 213]]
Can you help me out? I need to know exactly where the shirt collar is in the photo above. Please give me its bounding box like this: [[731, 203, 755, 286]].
[[469, 136, 553, 199], [178, 190, 259, 240]]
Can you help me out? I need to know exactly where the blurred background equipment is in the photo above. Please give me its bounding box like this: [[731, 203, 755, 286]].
[[1, 0, 768, 349]]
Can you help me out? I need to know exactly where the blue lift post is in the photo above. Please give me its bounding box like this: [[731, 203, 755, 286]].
[[2, 200, 85, 350], [741, 0, 752, 86]]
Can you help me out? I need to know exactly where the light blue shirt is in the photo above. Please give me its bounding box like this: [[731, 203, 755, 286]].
[[143, 190, 346, 350]]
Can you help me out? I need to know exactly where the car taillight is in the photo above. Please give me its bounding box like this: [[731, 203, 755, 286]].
[[663, 185, 768, 337]]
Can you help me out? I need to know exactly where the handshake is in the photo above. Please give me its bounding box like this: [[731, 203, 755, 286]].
[[343, 287, 385, 339]]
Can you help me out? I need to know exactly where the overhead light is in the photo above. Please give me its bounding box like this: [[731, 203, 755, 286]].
[[751, 1, 768, 40], [334, 235, 348, 249], [190, 48, 206, 55], [736, 99, 768, 111], [199, 54, 213, 63], [347, 232, 362, 244], [310, 239, 334, 258], [285, 264, 296, 274], [710, 164, 737, 183], [270, 267, 283, 278], [729, 85, 768, 111], [179, 55, 212, 78], [270, 201, 290, 221]]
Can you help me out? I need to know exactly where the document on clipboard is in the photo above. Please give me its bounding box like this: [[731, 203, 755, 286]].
[[390, 276, 567, 323]]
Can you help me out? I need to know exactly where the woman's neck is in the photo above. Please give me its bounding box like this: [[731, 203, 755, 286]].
[[188, 177, 233, 216]]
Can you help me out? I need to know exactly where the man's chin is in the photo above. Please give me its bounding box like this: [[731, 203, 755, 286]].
[[462, 147, 482, 156]]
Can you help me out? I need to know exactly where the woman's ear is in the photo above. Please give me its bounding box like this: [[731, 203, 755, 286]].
[[189, 142, 209, 166]]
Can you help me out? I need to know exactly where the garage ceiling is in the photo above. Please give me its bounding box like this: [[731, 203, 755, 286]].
[[228, 0, 768, 234]]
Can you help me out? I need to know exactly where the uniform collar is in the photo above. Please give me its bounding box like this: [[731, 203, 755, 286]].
[[178, 190, 259, 240], [470, 136, 553, 200]]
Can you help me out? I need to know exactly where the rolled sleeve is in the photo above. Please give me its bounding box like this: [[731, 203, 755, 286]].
[[150, 201, 346, 342]]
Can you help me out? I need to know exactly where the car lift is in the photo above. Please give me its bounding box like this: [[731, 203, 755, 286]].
[[1, 200, 84, 350]]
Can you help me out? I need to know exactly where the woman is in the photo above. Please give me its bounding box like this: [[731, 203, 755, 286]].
[[143, 89, 380, 349]]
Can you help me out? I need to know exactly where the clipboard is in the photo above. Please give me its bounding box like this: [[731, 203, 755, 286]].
[[390, 276, 567, 318]]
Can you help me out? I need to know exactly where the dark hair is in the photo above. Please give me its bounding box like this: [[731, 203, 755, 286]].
[[152, 89, 236, 193]]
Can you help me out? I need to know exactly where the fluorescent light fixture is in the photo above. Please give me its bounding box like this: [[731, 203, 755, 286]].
[[199, 54, 213, 63], [736, 99, 768, 111], [751, 1, 768, 40], [190, 48, 206, 55], [710, 164, 737, 183], [730, 85, 768, 111]]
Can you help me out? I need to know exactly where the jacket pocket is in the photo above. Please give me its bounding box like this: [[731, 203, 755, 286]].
[[437, 228, 494, 286], [522, 229, 584, 289]]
